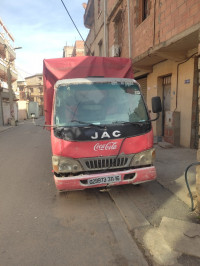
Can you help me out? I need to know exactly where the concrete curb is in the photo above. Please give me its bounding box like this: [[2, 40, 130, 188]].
[[0, 126, 14, 133]]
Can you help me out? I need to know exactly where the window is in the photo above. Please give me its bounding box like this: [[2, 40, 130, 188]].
[[113, 10, 123, 54], [142, 0, 149, 21], [54, 82, 148, 126], [136, 0, 150, 25]]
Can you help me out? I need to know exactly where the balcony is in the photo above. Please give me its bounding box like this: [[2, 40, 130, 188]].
[[0, 57, 7, 79], [0, 58, 18, 82], [5, 40, 16, 61], [133, 26, 200, 77], [0, 34, 16, 61], [0, 33, 5, 55], [84, 0, 94, 29]]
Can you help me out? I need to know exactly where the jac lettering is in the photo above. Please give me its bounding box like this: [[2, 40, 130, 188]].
[[91, 130, 121, 139]]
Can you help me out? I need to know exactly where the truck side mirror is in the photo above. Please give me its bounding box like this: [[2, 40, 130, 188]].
[[152, 96, 162, 113]]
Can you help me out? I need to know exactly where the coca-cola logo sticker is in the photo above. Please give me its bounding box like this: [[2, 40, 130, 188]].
[[94, 142, 118, 151]]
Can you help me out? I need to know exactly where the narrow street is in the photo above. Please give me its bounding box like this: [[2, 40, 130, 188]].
[[0, 118, 148, 266], [0, 118, 199, 266]]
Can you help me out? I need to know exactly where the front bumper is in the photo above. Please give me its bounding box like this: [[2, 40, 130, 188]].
[[54, 166, 156, 191]]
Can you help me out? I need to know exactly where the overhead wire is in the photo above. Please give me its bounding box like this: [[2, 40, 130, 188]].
[[15, 65, 33, 77], [60, 0, 91, 55]]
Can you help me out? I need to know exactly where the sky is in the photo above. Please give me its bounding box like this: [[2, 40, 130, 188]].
[[1, 0, 89, 77]]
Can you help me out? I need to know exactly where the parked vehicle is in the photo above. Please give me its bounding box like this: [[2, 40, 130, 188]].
[[43, 56, 161, 191]]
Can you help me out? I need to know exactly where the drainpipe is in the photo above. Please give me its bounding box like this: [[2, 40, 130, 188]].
[[104, 0, 107, 57], [127, 0, 132, 58]]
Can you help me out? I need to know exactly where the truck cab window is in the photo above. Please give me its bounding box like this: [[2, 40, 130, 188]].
[[54, 81, 148, 127]]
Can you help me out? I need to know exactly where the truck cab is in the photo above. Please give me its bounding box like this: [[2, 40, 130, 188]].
[[51, 77, 157, 191]]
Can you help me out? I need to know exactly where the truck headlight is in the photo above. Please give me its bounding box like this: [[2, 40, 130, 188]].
[[130, 148, 155, 167], [52, 156, 83, 173]]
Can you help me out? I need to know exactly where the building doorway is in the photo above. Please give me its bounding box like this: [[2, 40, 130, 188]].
[[162, 75, 171, 136]]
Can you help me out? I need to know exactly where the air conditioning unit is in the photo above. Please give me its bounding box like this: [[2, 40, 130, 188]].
[[111, 44, 121, 57]]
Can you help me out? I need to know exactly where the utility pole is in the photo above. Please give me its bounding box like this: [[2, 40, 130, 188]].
[[6, 46, 22, 126], [7, 62, 15, 126], [5, 45, 15, 126]]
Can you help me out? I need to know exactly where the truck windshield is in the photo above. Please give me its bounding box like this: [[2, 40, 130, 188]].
[[54, 82, 148, 127]]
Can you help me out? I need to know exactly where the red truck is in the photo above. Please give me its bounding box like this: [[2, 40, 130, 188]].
[[43, 56, 161, 191]]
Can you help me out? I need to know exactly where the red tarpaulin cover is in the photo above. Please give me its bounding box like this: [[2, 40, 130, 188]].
[[43, 56, 133, 126]]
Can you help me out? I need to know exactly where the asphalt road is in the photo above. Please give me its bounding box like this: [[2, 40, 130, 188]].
[[0, 118, 148, 266], [0, 118, 197, 266]]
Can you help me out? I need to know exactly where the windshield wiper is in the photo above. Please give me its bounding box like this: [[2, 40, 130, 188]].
[[112, 120, 150, 126], [70, 119, 105, 129]]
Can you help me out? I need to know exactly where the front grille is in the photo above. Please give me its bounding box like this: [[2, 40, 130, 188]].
[[80, 155, 132, 171]]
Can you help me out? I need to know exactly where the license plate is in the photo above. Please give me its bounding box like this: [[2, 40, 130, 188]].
[[87, 175, 121, 186]]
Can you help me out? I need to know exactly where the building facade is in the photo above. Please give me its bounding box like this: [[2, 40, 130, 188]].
[[63, 40, 85, 57], [84, 0, 200, 148], [72, 40, 85, 56], [17, 73, 44, 118], [63, 45, 74, 57], [25, 74, 44, 116], [0, 17, 18, 125]]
